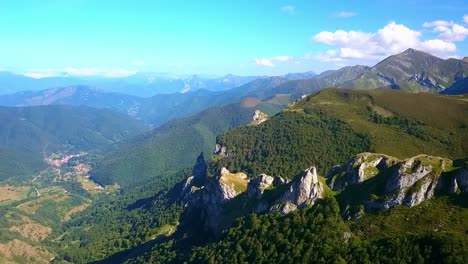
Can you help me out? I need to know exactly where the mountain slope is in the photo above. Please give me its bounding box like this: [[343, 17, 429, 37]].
[[91, 99, 284, 187], [211, 89, 467, 181], [0, 105, 147, 181], [442, 77, 468, 95], [0, 85, 143, 116], [343, 48, 468, 92]]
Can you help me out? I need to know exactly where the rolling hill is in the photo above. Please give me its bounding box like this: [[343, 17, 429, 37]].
[[90, 98, 285, 187], [0, 105, 148, 181], [212, 89, 468, 180]]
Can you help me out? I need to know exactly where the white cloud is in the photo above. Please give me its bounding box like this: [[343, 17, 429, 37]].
[[463, 14, 468, 24], [311, 20, 461, 65], [64, 68, 135, 77], [419, 39, 456, 54], [313, 30, 372, 48], [23, 69, 62, 79], [255, 58, 275, 67], [255, 56, 294, 67], [423, 20, 454, 28], [281, 5, 295, 14], [132, 60, 145, 66], [334, 11, 357, 18], [274, 56, 293, 62], [424, 18, 468, 42]]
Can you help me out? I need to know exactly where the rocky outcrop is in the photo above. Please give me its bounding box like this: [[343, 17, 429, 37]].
[[328, 153, 394, 191], [183, 167, 248, 233], [378, 156, 450, 208], [274, 167, 324, 211], [214, 144, 233, 157], [181, 153, 207, 202], [330, 153, 466, 215], [269, 202, 297, 214], [409, 72, 444, 90], [181, 163, 326, 233], [249, 167, 325, 215], [247, 174, 274, 198], [251, 110, 268, 125]]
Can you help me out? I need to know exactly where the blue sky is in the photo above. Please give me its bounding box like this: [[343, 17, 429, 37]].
[[1, 0, 468, 77]]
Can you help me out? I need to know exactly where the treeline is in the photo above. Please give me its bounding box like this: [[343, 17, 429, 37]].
[[369, 109, 430, 141]]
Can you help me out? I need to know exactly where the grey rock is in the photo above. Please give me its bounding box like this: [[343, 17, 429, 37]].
[[247, 174, 274, 198], [275, 167, 324, 209], [251, 110, 268, 125]]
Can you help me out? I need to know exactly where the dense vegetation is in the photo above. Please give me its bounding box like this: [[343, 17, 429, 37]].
[[92, 100, 284, 187], [0, 105, 147, 181], [50, 169, 189, 263], [190, 197, 467, 264], [125, 196, 467, 264], [213, 109, 371, 178]]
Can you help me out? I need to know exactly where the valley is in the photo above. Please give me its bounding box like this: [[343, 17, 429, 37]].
[[0, 151, 112, 263]]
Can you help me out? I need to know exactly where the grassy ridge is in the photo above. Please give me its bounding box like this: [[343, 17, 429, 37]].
[[292, 89, 468, 160]]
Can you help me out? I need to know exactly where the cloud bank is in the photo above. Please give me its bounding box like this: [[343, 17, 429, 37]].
[[311, 16, 468, 65]]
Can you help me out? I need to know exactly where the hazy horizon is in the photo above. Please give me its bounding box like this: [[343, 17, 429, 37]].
[[1, 0, 468, 78]]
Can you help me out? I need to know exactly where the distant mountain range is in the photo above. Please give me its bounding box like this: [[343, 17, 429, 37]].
[[340, 48, 468, 92], [0, 71, 319, 97], [0, 48, 466, 128]]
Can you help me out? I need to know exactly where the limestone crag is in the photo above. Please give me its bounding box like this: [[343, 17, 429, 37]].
[[184, 167, 248, 233], [328, 154, 466, 214], [251, 110, 268, 125], [274, 167, 324, 211], [214, 144, 233, 157], [328, 153, 393, 191], [247, 174, 274, 198], [181, 153, 207, 202], [380, 156, 450, 208]]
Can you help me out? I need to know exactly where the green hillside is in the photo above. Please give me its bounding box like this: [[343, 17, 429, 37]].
[[91, 99, 284, 187], [210, 89, 467, 180], [0, 105, 147, 181], [187, 196, 468, 264]]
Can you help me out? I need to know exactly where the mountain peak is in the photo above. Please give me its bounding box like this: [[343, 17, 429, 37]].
[[398, 48, 433, 58]]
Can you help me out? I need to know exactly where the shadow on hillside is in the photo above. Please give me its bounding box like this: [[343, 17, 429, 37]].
[[89, 235, 170, 264]]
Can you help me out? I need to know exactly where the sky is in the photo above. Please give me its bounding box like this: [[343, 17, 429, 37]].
[[1, 0, 468, 77]]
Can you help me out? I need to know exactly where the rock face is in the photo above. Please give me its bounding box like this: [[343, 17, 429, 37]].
[[275, 167, 324, 210], [408, 72, 444, 90], [181, 162, 326, 234], [183, 167, 248, 233], [181, 153, 207, 201], [214, 144, 233, 157], [247, 174, 274, 198], [327, 153, 394, 191], [328, 153, 467, 215], [251, 110, 268, 125]]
